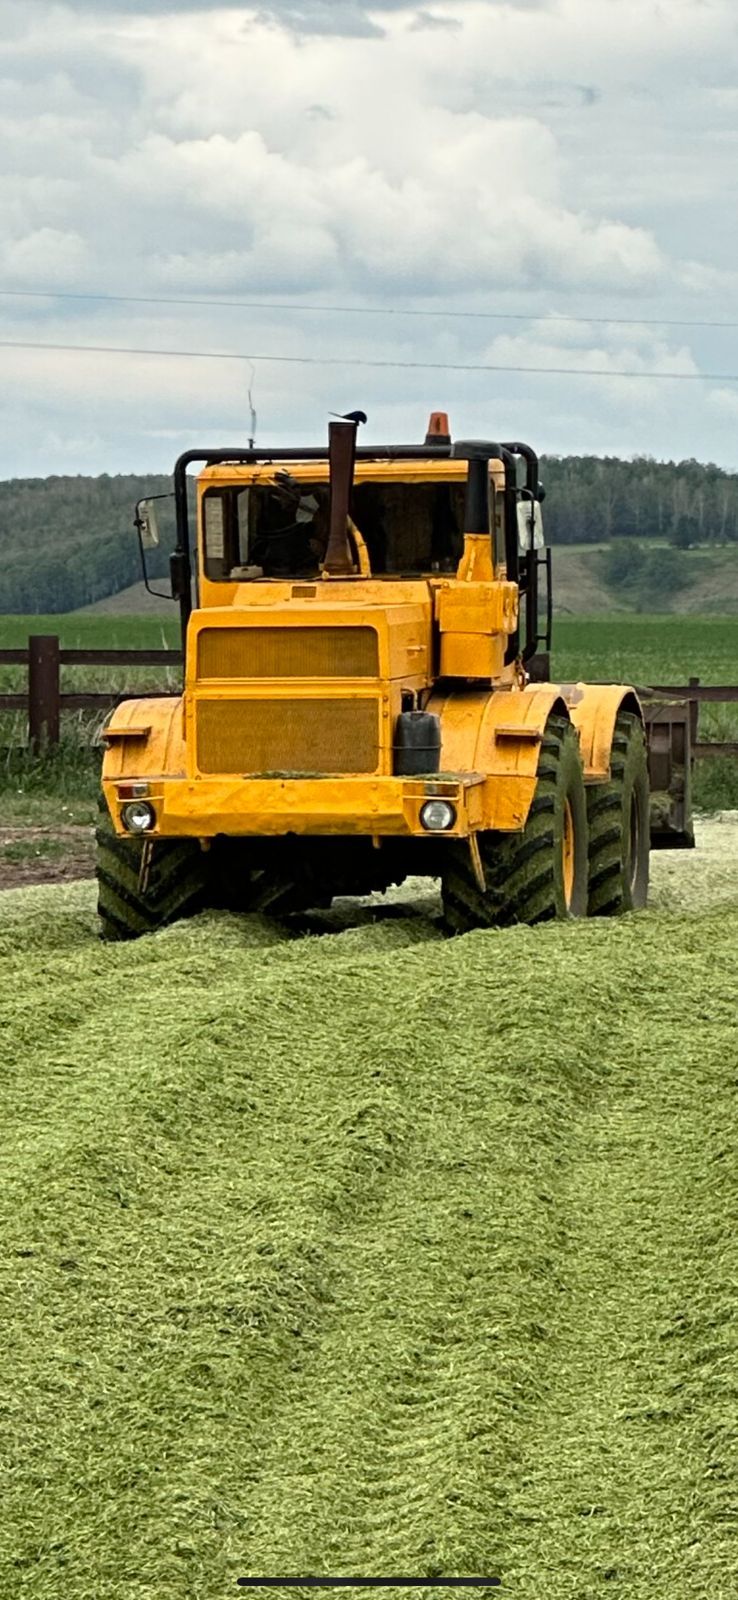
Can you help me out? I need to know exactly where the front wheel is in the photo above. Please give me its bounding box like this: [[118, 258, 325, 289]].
[[96, 797, 210, 941], [441, 714, 589, 933]]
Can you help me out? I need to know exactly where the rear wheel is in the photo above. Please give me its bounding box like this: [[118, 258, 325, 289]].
[[441, 714, 588, 933], [96, 797, 210, 941], [586, 711, 649, 915]]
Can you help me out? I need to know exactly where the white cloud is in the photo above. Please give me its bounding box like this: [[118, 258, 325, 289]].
[[1, 226, 91, 284], [0, 0, 737, 474]]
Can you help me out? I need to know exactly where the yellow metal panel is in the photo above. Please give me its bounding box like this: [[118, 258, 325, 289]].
[[102, 696, 186, 780], [101, 772, 486, 840], [198, 459, 506, 490], [198, 625, 378, 679], [190, 600, 432, 686], [435, 579, 518, 681], [428, 682, 569, 831], [440, 633, 505, 679], [195, 697, 380, 776], [436, 580, 518, 636], [566, 682, 642, 780]]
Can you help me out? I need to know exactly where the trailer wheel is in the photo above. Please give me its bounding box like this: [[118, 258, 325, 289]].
[[586, 711, 649, 915], [441, 714, 588, 933], [96, 797, 209, 941]]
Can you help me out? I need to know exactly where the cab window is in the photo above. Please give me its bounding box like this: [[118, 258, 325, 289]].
[[202, 476, 469, 580]]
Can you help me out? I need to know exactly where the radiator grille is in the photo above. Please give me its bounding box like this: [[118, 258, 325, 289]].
[[198, 626, 378, 680], [196, 697, 380, 775]]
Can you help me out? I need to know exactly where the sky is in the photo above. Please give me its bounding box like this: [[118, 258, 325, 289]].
[[2, 0, 738, 478]]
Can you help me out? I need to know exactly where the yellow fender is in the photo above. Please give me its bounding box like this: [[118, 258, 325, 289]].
[[563, 683, 642, 783], [428, 683, 570, 831], [101, 695, 186, 783]]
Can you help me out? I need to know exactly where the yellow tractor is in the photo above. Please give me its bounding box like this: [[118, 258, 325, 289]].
[[97, 412, 651, 938]]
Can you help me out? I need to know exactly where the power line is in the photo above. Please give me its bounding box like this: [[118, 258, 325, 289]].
[[0, 334, 735, 382], [1, 285, 738, 332]]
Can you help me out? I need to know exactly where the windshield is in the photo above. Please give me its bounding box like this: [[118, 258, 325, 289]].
[[202, 476, 467, 581]]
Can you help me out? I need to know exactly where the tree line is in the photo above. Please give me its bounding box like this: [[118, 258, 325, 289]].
[[0, 454, 736, 614], [541, 454, 738, 546]]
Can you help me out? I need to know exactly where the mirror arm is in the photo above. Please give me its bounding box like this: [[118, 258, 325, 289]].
[[133, 494, 176, 602]]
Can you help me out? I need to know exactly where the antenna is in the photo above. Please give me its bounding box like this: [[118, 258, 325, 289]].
[[246, 360, 257, 448]]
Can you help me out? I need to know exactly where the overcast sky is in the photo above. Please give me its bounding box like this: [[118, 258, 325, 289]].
[[2, 0, 738, 477]]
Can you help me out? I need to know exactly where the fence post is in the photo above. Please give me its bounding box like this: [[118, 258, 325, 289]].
[[28, 635, 60, 751], [688, 675, 700, 748]]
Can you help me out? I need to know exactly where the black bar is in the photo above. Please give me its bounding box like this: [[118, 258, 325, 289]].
[[501, 440, 539, 498], [523, 541, 538, 663], [463, 458, 490, 536], [498, 449, 519, 664], [544, 547, 553, 653], [500, 442, 540, 665], [325, 419, 358, 573], [237, 1581, 500, 1589]]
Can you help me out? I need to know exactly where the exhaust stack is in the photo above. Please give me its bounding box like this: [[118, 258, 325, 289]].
[[324, 418, 358, 574]]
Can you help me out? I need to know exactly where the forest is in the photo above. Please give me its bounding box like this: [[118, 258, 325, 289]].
[[542, 454, 738, 546], [0, 454, 736, 614]]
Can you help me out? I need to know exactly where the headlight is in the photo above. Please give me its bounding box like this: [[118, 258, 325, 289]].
[[419, 799, 456, 832], [121, 800, 156, 833]]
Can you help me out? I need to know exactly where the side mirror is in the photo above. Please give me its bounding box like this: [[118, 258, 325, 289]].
[[136, 500, 160, 549], [517, 497, 545, 553]]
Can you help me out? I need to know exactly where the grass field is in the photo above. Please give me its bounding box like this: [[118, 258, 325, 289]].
[[0, 612, 736, 809], [1, 608, 734, 683], [1, 820, 737, 1599]]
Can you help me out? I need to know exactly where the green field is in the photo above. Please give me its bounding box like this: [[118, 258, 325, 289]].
[[1, 608, 733, 680], [553, 614, 736, 686], [0, 614, 181, 651], [0, 612, 736, 809], [1, 825, 737, 1599]]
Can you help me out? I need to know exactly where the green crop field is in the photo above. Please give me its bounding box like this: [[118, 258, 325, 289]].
[[0, 610, 733, 687], [0, 611, 736, 809], [0, 614, 181, 651], [1, 821, 737, 1600], [553, 614, 736, 686]]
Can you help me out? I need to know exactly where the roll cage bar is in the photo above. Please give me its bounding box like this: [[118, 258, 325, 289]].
[[169, 438, 548, 668]]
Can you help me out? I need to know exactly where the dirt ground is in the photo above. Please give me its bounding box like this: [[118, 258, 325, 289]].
[[0, 824, 96, 890]]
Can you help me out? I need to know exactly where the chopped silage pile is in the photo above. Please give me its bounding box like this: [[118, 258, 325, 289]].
[[0, 820, 737, 1600]]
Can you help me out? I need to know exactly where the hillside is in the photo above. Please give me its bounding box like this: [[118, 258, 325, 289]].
[[80, 545, 738, 617], [0, 457, 737, 616], [0, 473, 174, 614], [552, 544, 738, 614], [81, 578, 176, 615]]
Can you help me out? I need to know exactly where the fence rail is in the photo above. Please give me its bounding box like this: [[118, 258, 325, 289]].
[[0, 634, 736, 757]]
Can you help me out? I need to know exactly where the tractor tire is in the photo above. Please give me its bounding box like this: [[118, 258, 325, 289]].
[[586, 711, 649, 915], [96, 797, 210, 941], [441, 713, 589, 934]]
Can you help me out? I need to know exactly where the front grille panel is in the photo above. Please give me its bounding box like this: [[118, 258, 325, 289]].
[[198, 626, 378, 680], [196, 697, 380, 775]]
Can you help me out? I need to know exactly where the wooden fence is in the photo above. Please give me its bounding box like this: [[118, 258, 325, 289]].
[[0, 635, 181, 751], [0, 633, 737, 758]]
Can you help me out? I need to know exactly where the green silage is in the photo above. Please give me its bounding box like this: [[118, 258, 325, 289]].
[[0, 839, 736, 1600]]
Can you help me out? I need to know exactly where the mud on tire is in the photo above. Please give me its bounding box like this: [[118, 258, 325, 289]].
[[586, 711, 649, 915], [441, 713, 589, 934], [96, 797, 210, 941]]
